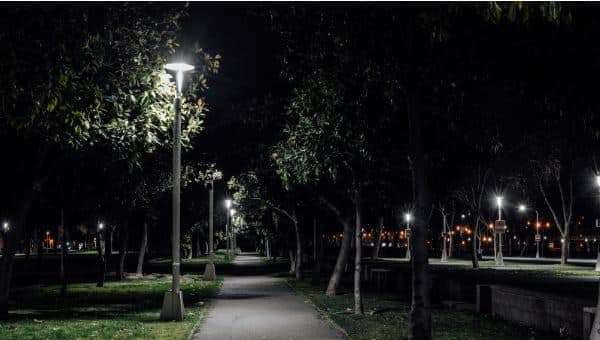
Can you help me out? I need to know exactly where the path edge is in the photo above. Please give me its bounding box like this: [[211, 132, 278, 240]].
[[186, 278, 224, 340], [284, 279, 350, 339]]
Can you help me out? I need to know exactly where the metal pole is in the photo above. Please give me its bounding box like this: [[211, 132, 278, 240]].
[[535, 210, 540, 259], [496, 203, 504, 266], [172, 92, 182, 293], [226, 209, 230, 259], [209, 180, 214, 255]]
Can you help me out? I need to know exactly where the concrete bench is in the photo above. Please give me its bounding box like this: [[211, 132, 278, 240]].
[[370, 268, 395, 289]]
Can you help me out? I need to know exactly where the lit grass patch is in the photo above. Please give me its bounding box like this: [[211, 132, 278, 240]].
[[1, 275, 222, 340], [288, 279, 559, 340]]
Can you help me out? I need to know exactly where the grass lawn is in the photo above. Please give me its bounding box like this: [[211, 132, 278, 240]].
[[375, 257, 600, 279], [1, 274, 222, 340], [288, 279, 558, 340]]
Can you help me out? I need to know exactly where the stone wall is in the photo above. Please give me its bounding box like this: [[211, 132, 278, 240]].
[[488, 284, 590, 338]]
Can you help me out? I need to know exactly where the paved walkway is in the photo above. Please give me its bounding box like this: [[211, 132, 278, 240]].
[[193, 253, 345, 340]]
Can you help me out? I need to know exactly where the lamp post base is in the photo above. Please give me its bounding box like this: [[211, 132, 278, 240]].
[[160, 291, 184, 321], [203, 262, 216, 281]]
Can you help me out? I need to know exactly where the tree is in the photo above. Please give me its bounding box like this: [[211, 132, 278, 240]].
[[0, 5, 218, 315]]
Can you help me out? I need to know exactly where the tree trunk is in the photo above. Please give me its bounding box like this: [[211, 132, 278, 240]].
[[104, 227, 112, 277], [36, 227, 43, 271], [326, 220, 352, 296], [353, 188, 364, 315], [60, 208, 67, 298], [194, 230, 202, 258], [561, 233, 570, 265], [407, 87, 431, 338], [471, 218, 480, 269], [372, 216, 384, 259], [117, 225, 128, 281], [136, 222, 148, 276], [0, 230, 17, 319], [97, 230, 106, 287], [293, 217, 303, 280], [312, 230, 324, 286], [0, 149, 48, 318], [288, 248, 296, 275]]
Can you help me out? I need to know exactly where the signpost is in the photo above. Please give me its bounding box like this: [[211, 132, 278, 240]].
[[494, 220, 506, 266]]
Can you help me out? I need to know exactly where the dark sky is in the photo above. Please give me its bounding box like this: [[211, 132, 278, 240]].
[[182, 5, 279, 114]]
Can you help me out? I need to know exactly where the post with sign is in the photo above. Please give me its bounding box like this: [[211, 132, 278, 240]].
[[494, 220, 506, 266]]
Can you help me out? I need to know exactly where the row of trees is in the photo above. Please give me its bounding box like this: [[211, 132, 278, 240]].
[[227, 4, 600, 339], [0, 6, 220, 317]]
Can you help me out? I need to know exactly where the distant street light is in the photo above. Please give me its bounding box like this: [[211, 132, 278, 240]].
[[98, 222, 104, 230], [518, 204, 540, 259], [161, 61, 194, 322], [2, 222, 9, 232]]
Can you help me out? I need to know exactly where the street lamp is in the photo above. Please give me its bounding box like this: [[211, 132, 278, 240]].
[[2, 222, 9, 232], [160, 61, 194, 322], [518, 204, 540, 259], [98, 222, 104, 230], [405, 213, 412, 261]]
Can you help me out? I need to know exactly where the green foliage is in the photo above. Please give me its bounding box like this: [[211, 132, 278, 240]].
[[0, 6, 219, 166]]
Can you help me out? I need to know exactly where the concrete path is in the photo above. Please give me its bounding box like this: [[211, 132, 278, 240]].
[[481, 255, 597, 265], [193, 253, 345, 340]]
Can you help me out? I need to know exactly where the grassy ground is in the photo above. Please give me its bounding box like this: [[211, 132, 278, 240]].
[[1, 274, 222, 340], [376, 257, 600, 279], [288, 279, 559, 340]]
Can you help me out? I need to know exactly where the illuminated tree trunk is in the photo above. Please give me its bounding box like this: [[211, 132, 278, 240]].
[[293, 211, 303, 280], [135, 221, 148, 276], [117, 224, 128, 281], [326, 220, 352, 296], [96, 230, 106, 287], [372, 216, 384, 259], [353, 187, 364, 315], [60, 208, 67, 297]]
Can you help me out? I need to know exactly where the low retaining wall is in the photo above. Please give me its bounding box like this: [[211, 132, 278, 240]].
[[484, 284, 590, 338]]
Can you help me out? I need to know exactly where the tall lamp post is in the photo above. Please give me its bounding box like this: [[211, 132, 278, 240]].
[[494, 196, 505, 266], [225, 199, 232, 259], [203, 177, 217, 281], [518, 204, 540, 259], [160, 61, 194, 322], [230, 208, 237, 256], [595, 175, 600, 271], [405, 213, 412, 261]]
